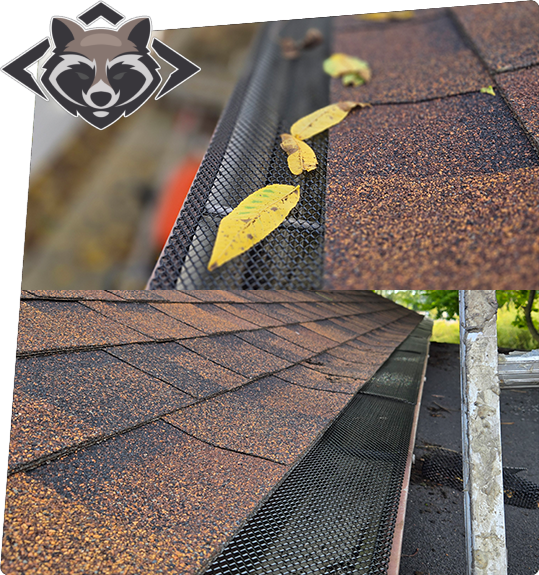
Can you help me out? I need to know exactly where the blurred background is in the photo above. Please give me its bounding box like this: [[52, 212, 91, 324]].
[[21, 23, 260, 289]]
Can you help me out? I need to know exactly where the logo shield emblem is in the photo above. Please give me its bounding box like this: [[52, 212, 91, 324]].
[[2, 2, 200, 129]]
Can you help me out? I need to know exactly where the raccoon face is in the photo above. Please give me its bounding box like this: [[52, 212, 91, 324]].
[[46, 52, 157, 117], [41, 17, 161, 129]]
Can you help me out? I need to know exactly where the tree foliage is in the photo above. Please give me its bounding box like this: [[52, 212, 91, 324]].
[[381, 290, 539, 342], [497, 290, 539, 343], [415, 290, 459, 319]]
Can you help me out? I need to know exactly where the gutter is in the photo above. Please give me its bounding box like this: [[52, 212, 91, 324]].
[[202, 318, 433, 575], [387, 340, 430, 575]]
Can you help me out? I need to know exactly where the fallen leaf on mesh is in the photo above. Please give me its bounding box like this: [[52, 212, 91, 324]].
[[280, 28, 324, 59], [291, 101, 370, 141], [480, 85, 496, 96], [208, 184, 300, 271], [302, 28, 324, 49], [280, 134, 317, 175], [357, 11, 414, 21], [280, 37, 300, 59], [323, 53, 371, 85]]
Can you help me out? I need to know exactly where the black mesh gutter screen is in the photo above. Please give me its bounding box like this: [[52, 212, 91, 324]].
[[202, 319, 433, 575], [149, 18, 332, 289]]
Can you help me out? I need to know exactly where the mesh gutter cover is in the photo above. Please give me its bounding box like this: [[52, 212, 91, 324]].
[[4, 291, 427, 575], [150, 4, 539, 290], [149, 18, 331, 290], [202, 318, 432, 575]]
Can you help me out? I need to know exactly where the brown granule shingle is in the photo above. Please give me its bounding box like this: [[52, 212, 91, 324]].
[[324, 93, 539, 288], [164, 376, 352, 464]]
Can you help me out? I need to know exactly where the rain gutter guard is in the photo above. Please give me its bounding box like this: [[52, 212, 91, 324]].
[[148, 17, 332, 290], [201, 318, 433, 575]]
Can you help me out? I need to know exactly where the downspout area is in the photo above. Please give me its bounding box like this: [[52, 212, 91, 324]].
[[202, 318, 433, 575]]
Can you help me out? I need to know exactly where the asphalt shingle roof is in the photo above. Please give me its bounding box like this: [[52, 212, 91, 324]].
[[324, 1, 539, 288], [141, 2, 539, 291], [3, 290, 422, 575]]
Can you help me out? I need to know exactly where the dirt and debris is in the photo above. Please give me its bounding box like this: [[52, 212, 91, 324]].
[[280, 28, 324, 59]]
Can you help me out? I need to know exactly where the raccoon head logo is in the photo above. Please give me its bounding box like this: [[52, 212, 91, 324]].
[[41, 17, 161, 129]]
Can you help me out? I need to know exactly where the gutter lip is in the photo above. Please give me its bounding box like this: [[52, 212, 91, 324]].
[[387, 339, 431, 575], [201, 317, 432, 575]]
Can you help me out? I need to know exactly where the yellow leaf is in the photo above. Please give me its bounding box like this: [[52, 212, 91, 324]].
[[323, 53, 372, 83], [480, 85, 496, 96], [342, 72, 365, 87], [280, 134, 318, 175], [290, 101, 369, 141], [208, 184, 300, 271], [358, 11, 414, 21]]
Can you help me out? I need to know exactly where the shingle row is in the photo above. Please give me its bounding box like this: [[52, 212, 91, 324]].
[[325, 2, 539, 288], [3, 291, 422, 575]]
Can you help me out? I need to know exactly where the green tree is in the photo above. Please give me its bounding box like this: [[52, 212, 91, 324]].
[[412, 290, 539, 343], [375, 290, 424, 311], [496, 290, 539, 343], [415, 290, 459, 319]]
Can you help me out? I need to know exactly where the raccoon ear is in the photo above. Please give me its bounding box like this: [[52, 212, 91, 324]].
[[51, 18, 85, 49], [119, 18, 152, 50]]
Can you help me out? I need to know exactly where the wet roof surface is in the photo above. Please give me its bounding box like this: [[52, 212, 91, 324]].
[[325, 2, 539, 288], [3, 290, 421, 575]]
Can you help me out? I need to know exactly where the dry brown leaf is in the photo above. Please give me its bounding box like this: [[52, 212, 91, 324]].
[[280, 134, 317, 175], [280, 28, 324, 60]]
